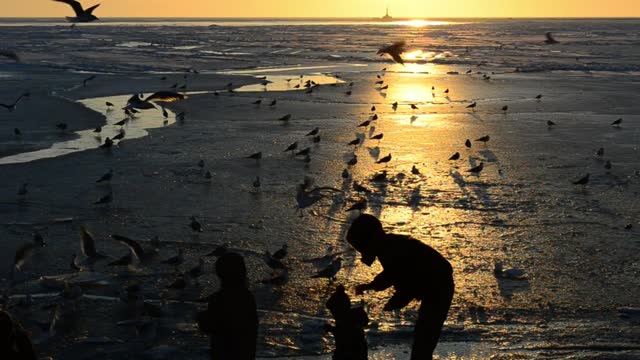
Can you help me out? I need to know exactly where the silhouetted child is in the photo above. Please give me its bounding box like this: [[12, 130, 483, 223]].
[[347, 214, 454, 360], [325, 285, 368, 360], [197, 253, 258, 360], [0, 310, 37, 360]]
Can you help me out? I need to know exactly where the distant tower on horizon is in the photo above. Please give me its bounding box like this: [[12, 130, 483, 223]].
[[381, 6, 393, 22]]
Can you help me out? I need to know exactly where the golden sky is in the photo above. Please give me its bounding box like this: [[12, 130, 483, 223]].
[[6, 0, 640, 18]]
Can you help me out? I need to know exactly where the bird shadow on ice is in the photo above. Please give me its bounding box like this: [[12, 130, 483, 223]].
[[467, 113, 483, 122], [367, 146, 380, 160], [408, 185, 422, 210]]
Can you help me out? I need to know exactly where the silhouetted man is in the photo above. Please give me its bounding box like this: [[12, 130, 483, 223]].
[[347, 214, 454, 360], [198, 253, 258, 360]]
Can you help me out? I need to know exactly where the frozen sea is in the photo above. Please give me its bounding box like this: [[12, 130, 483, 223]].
[[0, 18, 639, 359]]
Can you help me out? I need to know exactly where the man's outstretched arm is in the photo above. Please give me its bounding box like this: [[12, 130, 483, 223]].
[[356, 270, 394, 294]]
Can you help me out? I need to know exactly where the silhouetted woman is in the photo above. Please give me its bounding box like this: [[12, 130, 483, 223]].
[[198, 253, 258, 360], [0, 310, 37, 360]]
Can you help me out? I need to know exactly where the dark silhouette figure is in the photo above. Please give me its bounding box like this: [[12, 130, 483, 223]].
[[0, 311, 37, 360], [198, 253, 258, 360], [347, 214, 454, 360], [325, 285, 369, 360]]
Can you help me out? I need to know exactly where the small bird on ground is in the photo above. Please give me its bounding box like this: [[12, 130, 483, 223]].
[[347, 154, 358, 166], [604, 160, 612, 170], [312, 257, 342, 279], [162, 248, 184, 266], [269, 100, 277, 106], [468, 163, 484, 174], [306, 127, 319, 136], [370, 133, 383, 141], [252, 99, 262, 105], [475, 135, 490, 143], [190, 216, 203, 232], [535, 94, 543, 100], [392, 102, 398, 111], [358, 120, 370, 128], [573, 173, 590, 185], [547, 120, 556, 127], [411, 165, 420, 175], [272, 244, 288, 260], [449, 152, 460, 161], [96, 169, 113, 183], [279, 114, 292, 121], [411, 104, 419, 110], [94, 191, 113, 205], [596, 147, 604, 157], [544, 32, 559, 44], [348, 138, 361, 146], [100, 137, 113, 149], [296, 147, 311, 157], [341, 169, 350, 179], [353, 182, 371, 193], [312, 135, 321, 143], [253, 176, 261, 188], [247, 152, 263, 161], [466, 102, 477, 110], [501, 105, 508, 112], [377, 153, 392, 164], [93, 126, 102, 133], [611, 118, 622, 127], [113, 118, 128, 126], [106, 101, 114, 108], [465, 139, 472, 148], [284, 142, 298, 152]]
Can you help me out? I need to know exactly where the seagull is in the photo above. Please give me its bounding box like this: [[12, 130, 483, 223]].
[[475, 135, 490, 143], [346, 199, 367, 212], [444, 89, 449, 94], [253, 176, 261, 188], [312, 135, 321, 143], [113, 118, 128, 126], [467, 162, 484, 174], [466, 102, 477, 110], [547, 120, 556, 127], [284, 142, 298, 152], [79, 225, 107, 264], [126, 91, 185, 110], [411, 165, 420, 175], [0, 92, 30, 112], [611, 118, 622, 127], [501, 105, 508, 112], [377, 41, 406, 65], [93, 126, 102, 133], [494, 262, 526, 280], [188, 258, 206, 278], [279, 114, 292, 121], [17, 183, 28, 196], [371, 114, 378, 121], [411, 104, 419, 110], [111, 234, 146, 262], [378, 85, 388, 90], [306, 127, 319, 136], [112, 129, 125, 141], [105, 101, 114, 108], [596, 147, 604, 157], [162, 249, 184, 266], [371, 106, 376, 111], [604, 160, 612, 170], [449, 152, 460, 161], [13, 128, 22, 136], [247, 152, 263, 160], [272, 244, 288, 260], [252, 99, 262, 105], [377, 153, 392, 164], [190, 216, 203, 232], [269, 100, 277, 106], [0, 49, 20, 62], [295, 147, 311, 157], [341, 169, 350, 179], [348, 138, 361, 146], [52, 0, 101, 23], [14, 242, 38, 271], [99, 137, 113, 149], [370, 133, 383, 141], [358, 120, 371, 128], [347, 154, 358, 166], [94, 191, 113, 205], [312, 257, 342, 279], [573, 173, 590, 185], [544, 32, 559, 44], [345, 91, 352, 96], [535, 94, 543, 99], [353, 182, 371, 193], [96, 169, 113, 183], [82, 75, 96, 87], [392, 102, 398, 111], [465, 139, 472, 148]]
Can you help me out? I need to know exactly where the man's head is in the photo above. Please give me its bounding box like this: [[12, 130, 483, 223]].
[[215, 252, 247, 288], [346, 214, 385, 266]]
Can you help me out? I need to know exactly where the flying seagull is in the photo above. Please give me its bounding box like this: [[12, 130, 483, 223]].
[[377, 41, 406, 65], [52, 0, 101, 23], [1, 92, 30, 112]]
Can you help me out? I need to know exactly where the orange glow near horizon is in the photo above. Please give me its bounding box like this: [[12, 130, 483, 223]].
[[4, 0, 639, 18]]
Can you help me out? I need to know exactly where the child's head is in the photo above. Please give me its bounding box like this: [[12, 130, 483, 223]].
[[326, 285, 351, 319], [215, 252, 247, 288]]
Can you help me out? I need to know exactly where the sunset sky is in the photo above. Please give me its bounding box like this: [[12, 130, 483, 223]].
[[5, 0, 639, 18]]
